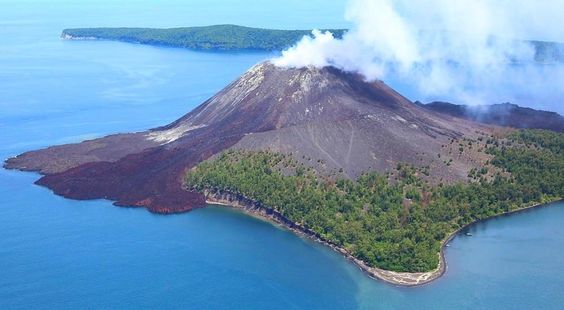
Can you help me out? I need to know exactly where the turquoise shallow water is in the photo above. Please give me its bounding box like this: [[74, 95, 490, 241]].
[[0, 1, 563, 309]]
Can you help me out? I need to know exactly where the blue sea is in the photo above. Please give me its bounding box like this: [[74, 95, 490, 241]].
[[0, 1, 563, 309]]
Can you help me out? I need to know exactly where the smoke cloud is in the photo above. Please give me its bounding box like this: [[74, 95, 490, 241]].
[[273, 0, 564, 111]]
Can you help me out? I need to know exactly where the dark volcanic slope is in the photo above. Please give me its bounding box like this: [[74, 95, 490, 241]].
[[418, 101, 564, 133], [5, 62, 494, 213]]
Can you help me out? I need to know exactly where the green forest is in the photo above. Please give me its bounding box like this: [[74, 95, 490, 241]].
[[62, 25, 562, 61], [62, 25, 345, 51], [186, 129, 563, 273]]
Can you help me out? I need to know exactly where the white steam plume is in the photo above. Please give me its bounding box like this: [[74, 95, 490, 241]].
[[273, 0, 564, 111]]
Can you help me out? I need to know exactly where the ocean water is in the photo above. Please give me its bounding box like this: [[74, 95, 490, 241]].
[[0, 1, 563, 309]]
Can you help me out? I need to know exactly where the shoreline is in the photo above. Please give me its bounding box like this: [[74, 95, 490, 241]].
[[60, 32, 280, 54], [203, 189, 562, 287], [204, 189, 443, 286]]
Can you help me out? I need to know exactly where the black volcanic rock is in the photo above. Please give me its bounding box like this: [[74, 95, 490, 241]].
[[5, 62, 497, 213], [418, 101, 564, 133]]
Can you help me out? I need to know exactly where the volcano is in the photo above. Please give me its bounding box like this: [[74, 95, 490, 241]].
[[5, 62, 496, 213]]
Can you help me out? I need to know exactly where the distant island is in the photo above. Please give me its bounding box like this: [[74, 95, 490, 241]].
[[61, 24, 346, 51], [5, 62, 563, 286], [61, 25, 563, 63]]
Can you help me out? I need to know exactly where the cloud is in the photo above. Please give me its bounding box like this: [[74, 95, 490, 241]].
[[272, 0, 564, 111]]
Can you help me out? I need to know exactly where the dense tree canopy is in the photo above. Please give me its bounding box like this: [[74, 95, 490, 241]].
[[63, 26, 562, 60], [186, 129, 563, 272], [62, 25, 346, 51]]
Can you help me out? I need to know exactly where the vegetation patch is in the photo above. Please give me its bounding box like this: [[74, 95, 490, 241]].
[[186, 129, 563, 272], [62, 25, 346, 51], [63, 25, 563, 61]]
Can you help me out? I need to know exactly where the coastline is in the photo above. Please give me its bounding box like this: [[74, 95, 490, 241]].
[[61, 33, 98, 41], [60, 32, 279, 53], [204, 189, 444, 286], [203, 189, 562, 287]]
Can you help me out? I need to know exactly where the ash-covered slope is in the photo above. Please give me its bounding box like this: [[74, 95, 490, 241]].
[[418, 101, 564, 133], [4, 62, 493, 213]]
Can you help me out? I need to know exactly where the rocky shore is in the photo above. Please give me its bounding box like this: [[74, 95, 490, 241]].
[[201, 188, 562, 287], [61, 32, 97, 40], [201, 188, 445, 286]]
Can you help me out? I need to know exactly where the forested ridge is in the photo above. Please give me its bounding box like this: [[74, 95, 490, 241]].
[[186, 129, 563, 272], [62, 25, 345, 51], [62, 25, 562, 61]]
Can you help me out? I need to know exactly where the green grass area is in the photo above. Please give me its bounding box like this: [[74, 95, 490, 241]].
[[62, 24, 346, 51], [186, 129, 563, 272]]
